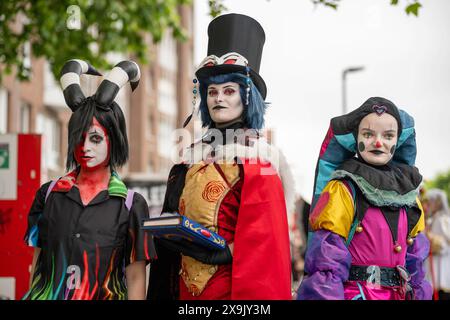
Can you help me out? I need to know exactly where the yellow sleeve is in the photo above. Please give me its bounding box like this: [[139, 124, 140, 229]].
[[410, 197, 426, 237], [309, 180, 355, 240]]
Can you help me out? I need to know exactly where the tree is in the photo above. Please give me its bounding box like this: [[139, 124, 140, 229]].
[[0, 0, 190, 82], [0, 0, 424, 83]]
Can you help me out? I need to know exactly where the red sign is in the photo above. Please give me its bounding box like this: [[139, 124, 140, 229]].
[[0, 134, 41, 300]]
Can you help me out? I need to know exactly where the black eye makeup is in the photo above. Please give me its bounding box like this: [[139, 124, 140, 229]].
[[89, 134, 103, 144]]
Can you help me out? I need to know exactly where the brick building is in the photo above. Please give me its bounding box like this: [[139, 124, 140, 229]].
[[0, 5, 194, 209]]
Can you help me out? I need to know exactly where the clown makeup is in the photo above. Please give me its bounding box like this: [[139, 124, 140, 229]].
[[206, 82, 244, 127], [357, 112, 398, 166], [74, 117, 110, 171]]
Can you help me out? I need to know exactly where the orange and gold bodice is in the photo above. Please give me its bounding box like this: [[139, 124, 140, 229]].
[[179, 161, 240, 296]]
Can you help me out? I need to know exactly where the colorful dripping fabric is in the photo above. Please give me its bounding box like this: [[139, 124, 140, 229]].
[[23, 171, 155, 300]]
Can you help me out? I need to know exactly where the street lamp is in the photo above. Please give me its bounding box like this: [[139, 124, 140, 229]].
[[342, 66, 365, 114]]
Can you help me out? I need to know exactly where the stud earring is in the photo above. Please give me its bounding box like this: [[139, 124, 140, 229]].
[[245, 66, 251, 106]]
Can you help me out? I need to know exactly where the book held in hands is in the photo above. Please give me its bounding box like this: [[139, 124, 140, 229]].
[[141, 213, 226, 250]]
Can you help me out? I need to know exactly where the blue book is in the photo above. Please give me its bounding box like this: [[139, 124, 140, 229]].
[[142, 213, 226, 250]]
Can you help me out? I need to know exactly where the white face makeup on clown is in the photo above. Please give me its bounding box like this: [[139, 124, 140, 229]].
[[357, 112, 398, 166], [207, 82, 244, 127], [74, 117, 110, 171]]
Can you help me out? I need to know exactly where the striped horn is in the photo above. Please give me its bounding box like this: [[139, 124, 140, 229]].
[[60, 59, 102, 112], [94, 60, 141, 106]]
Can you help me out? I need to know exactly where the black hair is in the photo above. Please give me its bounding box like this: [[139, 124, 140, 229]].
[[66, 97, 129, 171]]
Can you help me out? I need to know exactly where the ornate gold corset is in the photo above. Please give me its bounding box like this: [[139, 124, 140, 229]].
[[179, 161, 240, 296]]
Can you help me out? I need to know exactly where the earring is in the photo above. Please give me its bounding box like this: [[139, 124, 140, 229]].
[[182, 78, 198, 128], [192, 78, 198, 106], [245, 66, 251, 106]]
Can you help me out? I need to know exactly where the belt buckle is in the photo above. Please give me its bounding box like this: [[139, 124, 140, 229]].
[[365, 265, 381, 289]]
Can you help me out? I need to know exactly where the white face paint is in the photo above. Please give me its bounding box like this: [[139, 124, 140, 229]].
[[206, 82, 244, 126], [75, 118, 109, 170], [357, 112, 398, 166]]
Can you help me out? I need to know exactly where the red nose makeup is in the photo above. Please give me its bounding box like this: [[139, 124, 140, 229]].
[[375, 141, 382, 148]]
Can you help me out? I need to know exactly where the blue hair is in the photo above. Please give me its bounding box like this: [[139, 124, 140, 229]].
[[198, 73, 267, 129]]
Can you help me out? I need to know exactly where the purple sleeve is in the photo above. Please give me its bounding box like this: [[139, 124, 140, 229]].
[[405, 232, 433, 300], [296, 229, 351, 300]]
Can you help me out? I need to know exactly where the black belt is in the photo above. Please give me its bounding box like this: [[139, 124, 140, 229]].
[[347, 265, 409, 287]]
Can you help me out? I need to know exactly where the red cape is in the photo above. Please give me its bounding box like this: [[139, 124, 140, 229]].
[[231, 159, 292, 299]]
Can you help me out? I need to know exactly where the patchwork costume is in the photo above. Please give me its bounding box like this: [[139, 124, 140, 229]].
[[147, 14, 293, 300], [297, 97, 432, 300]]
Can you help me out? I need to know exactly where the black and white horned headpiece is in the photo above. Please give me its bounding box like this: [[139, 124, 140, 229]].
[[60, 59, 141, 112]]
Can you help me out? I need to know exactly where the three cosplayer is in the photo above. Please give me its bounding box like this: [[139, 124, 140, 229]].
[[23, 12, 431, 301]]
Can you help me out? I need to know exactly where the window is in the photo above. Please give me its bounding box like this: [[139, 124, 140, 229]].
[[158, 78, 177, 117], [158, 30, 177, 73], [20, 101, 30, 133], [36, 113, 61, 171], [0, 87, 8, 133], [158, 117, 175, 159]]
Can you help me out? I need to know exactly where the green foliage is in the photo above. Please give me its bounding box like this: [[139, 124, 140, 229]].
[[405, 2, 422, 16], [312, 0, 422, 15], [390, 0, 422, 16], [0, 0, 191, 82], [424, 169, 450, 205], [208, 0, 227, 18], [311, 0, 340, 10], [210, 0, 424, 18]]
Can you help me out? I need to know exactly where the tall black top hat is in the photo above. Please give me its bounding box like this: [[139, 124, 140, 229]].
[[195, 13, 267, 99]]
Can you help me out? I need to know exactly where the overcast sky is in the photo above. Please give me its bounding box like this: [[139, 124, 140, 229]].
[[193, 0, 450, 201]]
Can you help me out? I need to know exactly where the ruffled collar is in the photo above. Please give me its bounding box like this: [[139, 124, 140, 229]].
[[52, 168, 128, 198], [331, 157, 422, 207]]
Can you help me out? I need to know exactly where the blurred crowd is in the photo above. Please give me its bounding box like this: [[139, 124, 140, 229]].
[[289, 196, 310, 289], [421, 187, 450, 300]]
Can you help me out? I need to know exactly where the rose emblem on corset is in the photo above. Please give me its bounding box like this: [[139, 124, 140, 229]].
[[202, 181, 226, 202]]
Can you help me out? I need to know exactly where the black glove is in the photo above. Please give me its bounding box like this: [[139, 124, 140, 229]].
[[157, 238, 232, 265]]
